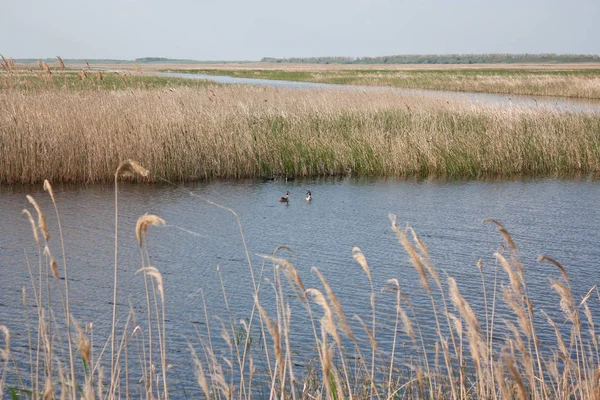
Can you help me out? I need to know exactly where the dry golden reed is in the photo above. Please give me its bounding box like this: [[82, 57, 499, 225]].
[[43, 246, 59, 280], [22, 209, 40, 246], [26, 195, 49, 241], [8, 177, 600, 399], [135, 214, 166, 247], [1, 84, 599, 184]]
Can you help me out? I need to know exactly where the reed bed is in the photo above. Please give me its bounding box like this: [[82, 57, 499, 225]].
[[1, 83, 600, 184], [169, 68, 600, 99], [0, 69, 211, 92], [2, 169, 600, 399]]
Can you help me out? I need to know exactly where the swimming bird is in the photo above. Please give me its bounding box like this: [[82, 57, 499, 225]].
[[305, 190, 312, 201], [278, 191, 290, 203]]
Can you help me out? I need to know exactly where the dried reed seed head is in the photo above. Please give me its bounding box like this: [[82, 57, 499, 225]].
[[0, 54, 8, 71], [476, 259, 483, 270], [448, 277, 482, 333], [42, 62, 52, 76], [448, 312, 463, 337], [312, 266, 355, 342], [26, 195, 49, 241], [0, 325, 10, 359], [483, 218, 518, 252], [449, 277, 488, 365], [306, 288, 341, 346], [351, 246, 371, 282], [255, 298, 283, 372], [580, 284, 597, 307], [56, 56, 65, 70], [494, 252, 522, 296], [43, 246, 59, 280], [390, 213, 431, 293], [502, 288, 532, 337], [319, 326, 333, 391], [22, 287, 26, 307], [386, 278, 400, 290], [583, 303, 598, 349], [43, 180, 55, 203], [551, 279, 576, 322], [22, 209, 40, 246], [220, 322, 233, 349], [71, 316, 90, 363], [137, 266, 164, 301], [189, 343, 210, 398], [135, 213, 166, 247], [260, 254, 307, 302], [115, 159, 149, 178], [407, 226, 430, 258], [537, 254, 569, 284], [384, 278, 415, 341]]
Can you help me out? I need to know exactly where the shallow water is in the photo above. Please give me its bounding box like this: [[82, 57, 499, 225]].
[[159, 71, 600, 113], [1, 177, 600, 396]]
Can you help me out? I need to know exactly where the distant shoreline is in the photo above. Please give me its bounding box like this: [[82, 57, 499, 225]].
[[7, 53, 600, 66]]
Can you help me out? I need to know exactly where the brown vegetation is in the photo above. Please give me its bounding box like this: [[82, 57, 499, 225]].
[[1, 81, 600, 184]]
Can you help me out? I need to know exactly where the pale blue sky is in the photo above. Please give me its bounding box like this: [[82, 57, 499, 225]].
[[2, 0, 599, 60]]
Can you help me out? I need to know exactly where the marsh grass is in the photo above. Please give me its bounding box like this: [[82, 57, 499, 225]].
[[167, 68, 600, 99], [3, 166, 600, 399], [0, 69, 212, 92], [1, 84, 600, 184]]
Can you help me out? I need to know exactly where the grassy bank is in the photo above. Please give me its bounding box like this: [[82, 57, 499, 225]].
[[0, 69, 212, 92], [166, 68, 600, 99], [1, 83, 600, 184], [2, 175, 600, 398]]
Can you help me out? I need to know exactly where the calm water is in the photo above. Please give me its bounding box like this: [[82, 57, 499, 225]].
[[1, 178, 600, 396], [159, 71, 600, 113]]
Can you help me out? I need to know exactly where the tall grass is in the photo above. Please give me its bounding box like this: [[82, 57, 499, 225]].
[[1, 83, 600, 184], [2, 166, 600, 399]]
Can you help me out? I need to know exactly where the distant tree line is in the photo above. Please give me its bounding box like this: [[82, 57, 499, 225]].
[[260, 54, 600, 64]]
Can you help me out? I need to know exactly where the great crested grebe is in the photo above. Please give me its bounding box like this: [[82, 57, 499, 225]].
[[305, 190, 312, 201], [278, 191, 290, 203]]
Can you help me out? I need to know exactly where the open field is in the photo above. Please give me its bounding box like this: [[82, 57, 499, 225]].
[[163, 67, 600, 99], [2, 71, 600, 184], [2, 178, 600, 398]]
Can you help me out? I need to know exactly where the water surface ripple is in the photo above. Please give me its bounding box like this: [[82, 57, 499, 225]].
[[1, 178, 599, 396]]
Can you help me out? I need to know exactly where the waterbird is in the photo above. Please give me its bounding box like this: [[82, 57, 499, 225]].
[[305, 191, 312, 202], [278, 191, 290, 203]]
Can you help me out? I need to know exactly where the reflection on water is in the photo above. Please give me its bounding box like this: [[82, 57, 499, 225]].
[[159, 71, 600, 113], [1, 177, 600, 396]]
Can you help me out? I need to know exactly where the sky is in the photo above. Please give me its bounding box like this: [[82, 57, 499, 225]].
[[1, 0, 599, 60]]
